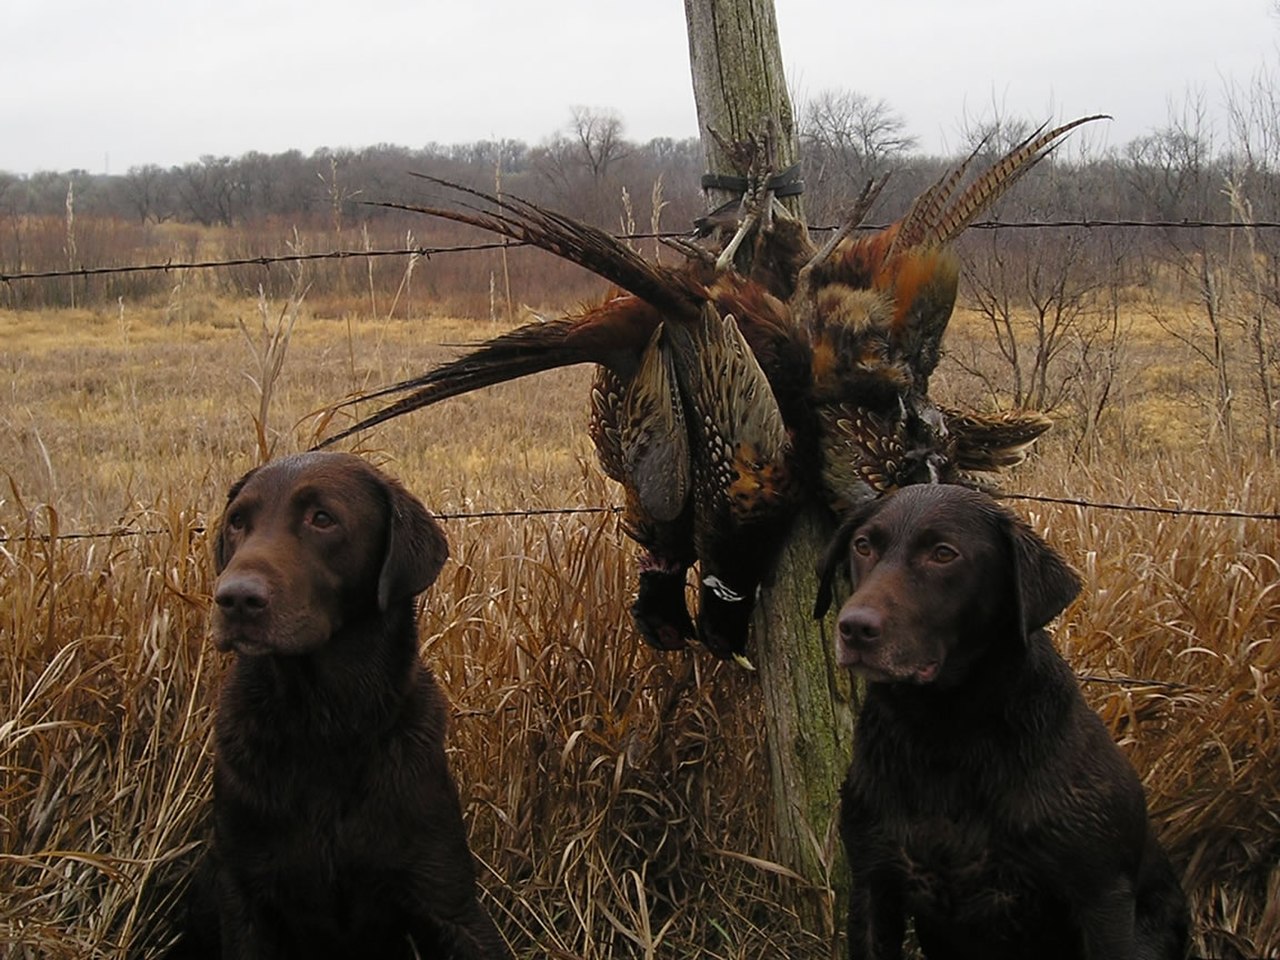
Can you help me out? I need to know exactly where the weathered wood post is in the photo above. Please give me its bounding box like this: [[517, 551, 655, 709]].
[[684, 0, 856, 937], [684, 0, 801, 216]]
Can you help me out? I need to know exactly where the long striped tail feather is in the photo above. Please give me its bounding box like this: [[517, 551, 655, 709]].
[[370, 176, 704, 318]]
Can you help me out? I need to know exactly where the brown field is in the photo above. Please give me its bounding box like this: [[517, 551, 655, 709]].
[[1, 290, 1277, 958]]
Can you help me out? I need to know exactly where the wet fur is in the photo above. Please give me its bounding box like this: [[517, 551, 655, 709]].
[[196, 452, 508, 960], [815, 484, 1189, 960]]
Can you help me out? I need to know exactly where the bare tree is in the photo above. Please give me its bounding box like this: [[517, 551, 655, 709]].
[[957, 110, 1036, 165], [960, 224, 1106, 411], [1125, 114, 1215, 219], [801, 89, 915, 220], [568, 106, 630, 181], [1125, 95, 1239, 451], [118, 165, 171, 224], [176, 155, 240, 227], [532, 108, 633, 221]]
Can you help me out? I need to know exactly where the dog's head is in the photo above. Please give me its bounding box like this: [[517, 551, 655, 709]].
[[212, 452, 448, 656], [814, 484, 1080, 688]]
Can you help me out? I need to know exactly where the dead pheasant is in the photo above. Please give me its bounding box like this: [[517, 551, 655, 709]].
[[317, 116, 1103, 659], [787, 117, 1105, 512], [319, 176, 813, 662]]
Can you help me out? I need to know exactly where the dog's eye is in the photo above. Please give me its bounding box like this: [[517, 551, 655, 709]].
[[309, 509, 336, 529], [852, 536, 873, 557], [931, 544, 959, 563], [226, 511, 246, 531]]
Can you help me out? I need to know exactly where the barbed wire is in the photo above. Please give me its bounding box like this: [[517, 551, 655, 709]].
[[4, 218, 1277, 548], [843, 217, 1280, 231], [0, 241, 516, 283], [2, 217, 1275, 285], [0, 505, 625, 545], [1, 495, 1268, 698], [998, 492, 1280, 521], [2, 493, 1275, 546]]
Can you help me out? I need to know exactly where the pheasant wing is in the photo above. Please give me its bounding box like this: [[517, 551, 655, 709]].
[[621, 324, 690, 523], [664, 304, 796, 658]]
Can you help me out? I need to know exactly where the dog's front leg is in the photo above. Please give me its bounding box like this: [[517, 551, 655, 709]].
[[847, 867, 905, 960], [406, 901, 511, 960], [216, 870, 282, 960], [1077, 878, 1138, 960]]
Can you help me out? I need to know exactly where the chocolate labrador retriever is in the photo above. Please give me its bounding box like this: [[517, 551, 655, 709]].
[[815, 484, 1189, 960], [207, 452, 508, 959]]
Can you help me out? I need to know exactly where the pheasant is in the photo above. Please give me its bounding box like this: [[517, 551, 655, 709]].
[[785, 117, 1105, 512], [317, 116, 1103, 660], [319, 177, 812, 662]]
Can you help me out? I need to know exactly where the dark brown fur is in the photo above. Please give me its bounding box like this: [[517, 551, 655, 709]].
[[815, 484, 1189, 960], [205, 452, 508, 960]]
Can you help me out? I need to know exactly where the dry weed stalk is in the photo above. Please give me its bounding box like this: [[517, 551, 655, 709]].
[[1, 499, 215, 958], [618, 187, 637, 253], [236, 254, 308, 464], [496, 154, 514, 325], [650, 174, 668, 264], [1223, 178, 1278, 457], [63, 181, 76, 309]]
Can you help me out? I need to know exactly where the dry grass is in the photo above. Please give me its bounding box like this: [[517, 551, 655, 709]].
[[1, 295, 1277, 958], [1012, 452, 1280, 958]]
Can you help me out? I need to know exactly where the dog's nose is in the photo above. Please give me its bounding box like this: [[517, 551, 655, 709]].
[[214, 572, 270, 619], [838, 606, 882, 650]]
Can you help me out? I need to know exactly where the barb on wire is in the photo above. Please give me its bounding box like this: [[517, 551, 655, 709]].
[[1078, 673, 1198, 693], [4, 218, 1278, 284]]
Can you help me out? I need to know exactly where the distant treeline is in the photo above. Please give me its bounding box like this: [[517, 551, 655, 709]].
[[2, 96, 1279, 315]]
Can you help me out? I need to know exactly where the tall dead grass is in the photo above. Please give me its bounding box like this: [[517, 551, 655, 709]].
[[1016, 452, 1280, 957], [1, 297, 1277, 958], [1, 496, 213, 957]]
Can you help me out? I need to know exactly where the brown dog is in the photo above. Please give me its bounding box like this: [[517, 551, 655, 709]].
[[815, 484, 1189, 960], [207, 452, 508, 959]]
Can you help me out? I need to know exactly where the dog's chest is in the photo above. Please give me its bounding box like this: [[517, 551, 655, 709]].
[[218, 765, 423, 947], [851, 706, 1061, 922], [215, 718, 430, 889], [891, 815, 1043, 921]]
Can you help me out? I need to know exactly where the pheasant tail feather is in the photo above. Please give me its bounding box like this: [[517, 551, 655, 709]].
[[930, 115, 1110, 247], [372, 176, 702, 317]]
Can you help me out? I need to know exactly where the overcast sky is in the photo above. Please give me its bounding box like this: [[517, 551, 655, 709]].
[[4, 0, 1277, 175]]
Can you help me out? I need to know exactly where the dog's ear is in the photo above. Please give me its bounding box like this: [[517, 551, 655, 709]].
[[813, 521, 854, 620], [213, 470, 255, 573], [377, 479, 449, 610], [813, 498, 879, 619], [1005, 511, 1082, 638]]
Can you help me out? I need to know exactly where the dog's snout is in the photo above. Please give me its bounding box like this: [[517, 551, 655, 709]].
[[215, 572, 270, 619], [838, 606, 883, 650]]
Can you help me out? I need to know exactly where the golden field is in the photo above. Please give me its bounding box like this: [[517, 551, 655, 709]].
[[1, 291, 1277, 958]]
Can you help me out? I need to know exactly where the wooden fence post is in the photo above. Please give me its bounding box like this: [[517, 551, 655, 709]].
[[683, 0, 856, 937]]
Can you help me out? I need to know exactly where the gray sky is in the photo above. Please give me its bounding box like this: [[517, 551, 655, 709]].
[[4, 0, 1277, 175]]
